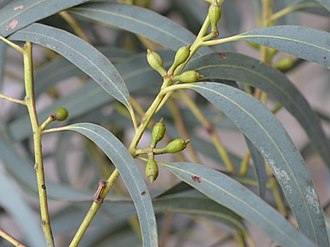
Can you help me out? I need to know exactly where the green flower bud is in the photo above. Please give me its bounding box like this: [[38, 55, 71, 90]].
[[267, 47, 278, 58], [172, 45, 191, 69], [52, 107, 69, 121], [155, 139, 190, 154], [275, 57, 296, 71], [146, 49, 166, 76], [145, 158, 159, 183], [151, 118, 166, 147], [208, 1, 222, 33], [173, 70, 202, 83]]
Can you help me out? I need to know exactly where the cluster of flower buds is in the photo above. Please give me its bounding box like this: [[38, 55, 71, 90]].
[[143, 0, 225, 183], [144, 119, 190, 183], [147, 44, 202, 84]]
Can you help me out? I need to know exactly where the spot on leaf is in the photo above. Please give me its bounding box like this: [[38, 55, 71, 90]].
[[5, 19, 19, 31], [141, 191, 146, 196], [219, 53, 227, 59], [192, 176, 202, 183], [13, 5, 24, 11]]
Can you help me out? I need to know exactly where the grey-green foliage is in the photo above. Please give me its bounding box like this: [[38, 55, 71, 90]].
[[10, 23, 132, 110], [162, 162, 314, 247], [238, 25, 330, 68], [64, 123, 158, 247], [0, 1, 329, 247], [189, 82, 327, 246]]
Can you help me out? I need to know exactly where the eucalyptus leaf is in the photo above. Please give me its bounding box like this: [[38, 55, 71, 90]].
[[0, 0, 89, 37], [311, 0, 330, 12], [0, 124, 99, 202], [34, 47, 131, 97], [9, 23, 132, 110], [69, 2, 212, 56], [154, 192, 246, 233], [245, 137, 267, 198], [237, 25, 330, 68], [63, 123, 158, 247], [173, 0, 207, 32], [162, 162, 314, 247], [81, 222, 139, 247], [52, 204, 131, 236], [326, 217, 330, 239], [187, 52, 330, 170], [9, 50, 174, 141], [0, 0, 10, 8], [188, 82, 328, 246], [291, 1, 330, 16], [222, 0, 242, 34], [0, 169, 45, 247]]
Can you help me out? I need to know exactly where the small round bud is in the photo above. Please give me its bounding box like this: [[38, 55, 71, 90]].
[[145, 158, 159, 183], [52, 107, 69, 121], [151, 118, 166, 147], [173, 70, 202, 83], [267, 47, 278, 58], [146, 49, 166, 76], [208, 1, 222, 33], [275, 57, 296, 71], [155, 139, 190, 154]]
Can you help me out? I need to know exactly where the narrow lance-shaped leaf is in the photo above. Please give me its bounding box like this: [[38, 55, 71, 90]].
[[8, 50, 174, 142], [9, 23, 132, 110], [293, 1, 330, 16], [154, 192, 246, 233], [0, 0, 89, 37], [162, 162, 314, 247], [63, 123, 158, 247], [69, 2, 212, 55], [187, 52, 330, 170], [245, 137, 267, 198], [0, 0, 10, 8], [309, 0, 330, 12], [34, 47, 132, 97], [237, 25, 330, 68], [326, 217, 330, 239], [186, 82, 328, 246], [0, 170, 45, 247], [0, 124, 96, 201]]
